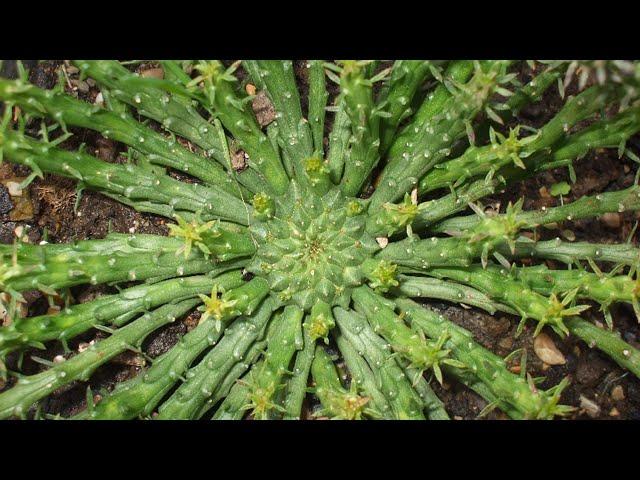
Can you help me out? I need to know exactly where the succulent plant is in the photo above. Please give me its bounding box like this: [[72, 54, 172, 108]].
[[1, 59, 640, 420]]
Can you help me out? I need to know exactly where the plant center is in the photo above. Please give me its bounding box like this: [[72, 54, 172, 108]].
[[247, 182, 380, 311]]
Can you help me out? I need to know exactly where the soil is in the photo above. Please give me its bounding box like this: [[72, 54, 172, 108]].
[[1, 60, 639, 420]]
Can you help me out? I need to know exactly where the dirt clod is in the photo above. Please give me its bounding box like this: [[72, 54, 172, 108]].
[[231, 149, 249, 172], [2, 178, 34, 221], [28, 61, 61, 89], [576, 352, 609, 386], [252, 91, 276, 127], [142, 321, 188, 359], [0, 184, 13, 215]]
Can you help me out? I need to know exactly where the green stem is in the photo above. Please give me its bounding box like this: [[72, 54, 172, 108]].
[[74, 61, 225, 156], [244, 60, 314, 177], [402, 360, 450, 420], [212, 305, 303, 420], [308, 60, 328, 156], [395, 274, 517, 316], [1, 273, 241, 358], [0, 78, 244, 196], [333, 328, 393, 418], [425, 265, 584, 337], [1, 129, 253, 225], [378, 61, 437, 154], [310, 345, 373, 419], [0, 231, 248, 294], [74, 276, 269, 419], [505, 238, 640, 266], [506, 66, 562, 115], [0, 299, 198, 419], [371, 61, 511, 208], [368, 103, 640, 238], [282, 325, 316, 420], [339, 61, 383, 197], [205, 339, 267, 419], [419, 104, 640, 195], [195, 61, 289, 195], [433, 184, 640, 234], [397, 274, 640, 379], [326, 98, 351, 184], [385, 60, 474, 162], [512, 265, 636, 308], [565, 317, 640, 378], [352, 285, 457, 381], [395, 298, 571, 419], [155, 298, 274, 419], [334, 307, 426, 419]]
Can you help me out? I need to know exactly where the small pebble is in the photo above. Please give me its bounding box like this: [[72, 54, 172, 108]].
[[561, 229, 576, 241], [601, 212, 621, 229], [410, 187, 418, 204], [140, 67, 164, 80], [376, 237, 389, 248], [533, 332, 566, 365], [539, 186, 551, 199], [6, 181, 23, 197], [71, 79, 90, 93], [0, 302, 9, 327], [609, 407, 620, 417], [611, 385, 625, 401], [579, 395, 601, 418], [497, 336, 513, 351]]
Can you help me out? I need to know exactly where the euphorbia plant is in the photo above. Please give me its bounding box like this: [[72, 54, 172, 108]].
[[0, 59, 639, 420]]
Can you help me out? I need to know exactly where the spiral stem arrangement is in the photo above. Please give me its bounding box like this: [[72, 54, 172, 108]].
[[1, 59, 640, 419]]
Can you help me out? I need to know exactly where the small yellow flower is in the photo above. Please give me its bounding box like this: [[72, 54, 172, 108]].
[[382, 193, 418, 230], [197, 285, 238, 331], [167, 215, 218, 258], [366, 260, 399, 293], [538, 289, 590, 337]]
